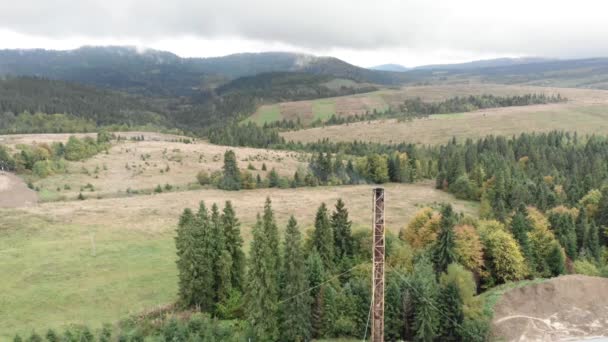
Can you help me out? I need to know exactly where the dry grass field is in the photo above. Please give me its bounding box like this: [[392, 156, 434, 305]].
[[281, 84, 608, 145], [249, 83, 608, 126], [3, 132, 309, 201]]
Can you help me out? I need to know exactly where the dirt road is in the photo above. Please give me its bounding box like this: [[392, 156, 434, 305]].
[[0, 172, 37, 208]]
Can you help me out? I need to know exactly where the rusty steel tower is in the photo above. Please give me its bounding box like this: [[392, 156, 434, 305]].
[[371, 188, 385, 342]]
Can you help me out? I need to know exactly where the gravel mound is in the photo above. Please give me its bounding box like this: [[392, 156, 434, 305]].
[[492, 275, 608, 341]]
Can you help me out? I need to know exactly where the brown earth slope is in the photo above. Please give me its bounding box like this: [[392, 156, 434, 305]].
[[0, 171, 37, 208], [492, 275, 608, 341]]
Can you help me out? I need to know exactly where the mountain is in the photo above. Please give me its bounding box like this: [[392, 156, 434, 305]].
[[413, 57, 555, 71], [0, 47, 408, 97], [369, 64, 409, 72]]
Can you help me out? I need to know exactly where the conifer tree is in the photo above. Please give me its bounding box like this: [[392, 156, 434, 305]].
[[176, 208, 197, 307], [433, 204, 457, 273], [221, 150, 241, 190], [210, 203, 231, 302], [586, 222, 601, 262], [411, 255, 439, 342], [313, 203, 335, 271], [247, 214, 279, 340], [263, 197, 281, 277], [547, 241, 566, 276], [222, 201, 245, 292], [307, 249, 325, 339], [280, 216, 311, 342], [438, 282, 464, 341], [510, 205, 534, 266], [332, 199, 353, 260], [194, 202, 216, 311], [576, 209, 590, 254]]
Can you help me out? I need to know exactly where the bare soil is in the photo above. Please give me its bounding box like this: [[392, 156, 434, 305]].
[[492, 275, 608, 341], [0, 171, 37, 208]]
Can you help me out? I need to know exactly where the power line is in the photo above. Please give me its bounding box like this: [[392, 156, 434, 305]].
[[276, 263, 364, 305]]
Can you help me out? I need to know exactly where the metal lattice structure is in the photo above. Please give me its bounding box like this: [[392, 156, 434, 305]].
[[371, 188, 385, 342]]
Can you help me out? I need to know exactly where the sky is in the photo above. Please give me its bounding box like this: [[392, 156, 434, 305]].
[[0, 0, 606, 67]]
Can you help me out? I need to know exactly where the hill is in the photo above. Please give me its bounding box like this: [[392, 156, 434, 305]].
[[0, 77, 169, 131], [0, 47, 408, 98], [413, 57, 554, 70], [369, 63, 409, 72]]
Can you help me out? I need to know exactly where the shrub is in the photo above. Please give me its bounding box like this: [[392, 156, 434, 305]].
[[573, 259, 600, 276], [154, 185, 163, 193], [196, 170, 210, 185]]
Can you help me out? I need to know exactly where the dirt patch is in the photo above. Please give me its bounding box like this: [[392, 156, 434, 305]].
[[492, 275, 608, 341], [0, 172, 38, 208]]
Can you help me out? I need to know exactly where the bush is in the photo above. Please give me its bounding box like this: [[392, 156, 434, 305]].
[[154, 185, 163, 193], [573, 259, 600, 276], [196, 170, 210, 185]]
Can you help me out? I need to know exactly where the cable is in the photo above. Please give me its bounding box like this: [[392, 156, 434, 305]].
[[362, 293, 373, 341], [276, 263, 364, 305]]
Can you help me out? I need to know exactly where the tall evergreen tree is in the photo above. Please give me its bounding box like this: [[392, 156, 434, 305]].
[[194, 202, 216, 312], [280, 216, 311, 342], [221, 150, 241, 190], [222, 201, 245, 292], [438, 282, 464, 341], [510, 205, 534, 267], [313, 203, 335, 271], [586, 222, 601, 262], [307, 249, 325, 339], [247, 214, 279, 340], [262, 197, 281, 277], [210, 203, 231, 303], [433, 204, 457, 273], [547, 241, 566, 276], [332, 199, 353, 260], [411, 255, 440, 342], [176, 208, 197, 307]]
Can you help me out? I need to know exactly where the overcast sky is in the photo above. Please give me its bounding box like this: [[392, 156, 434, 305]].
[[0, 0, 606, 67]]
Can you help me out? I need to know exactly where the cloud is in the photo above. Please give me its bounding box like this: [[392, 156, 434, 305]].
[[0, 0, 607, 59]]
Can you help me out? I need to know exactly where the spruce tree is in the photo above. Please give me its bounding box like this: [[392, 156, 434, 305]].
[[313, 203, 334, 271], [247, 214, 279, 340], [576, 209, 590, 254], [586, 222, 601, 262], [193, 202, 216, 311], [510, 205, 533, 266], [176, 208, 197, 307], [332, 199, 353, 260], [433, 204, 457, 273], [221, 150, 241, 190], [307, 249, 325, 339], [263, 197, 281, 277], [547, 241, 566, 276], [210, 203, 229, 302], [280, 216, 311, 342], [222, 201, 245, 292], [438, 282, 464, 341], [412, 255, 439, 342]]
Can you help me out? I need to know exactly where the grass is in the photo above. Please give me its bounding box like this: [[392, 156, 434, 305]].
[[248, 104, 281, 125], [282, 103, 608, 145], [312, 99, 336, 121], [0, 181, 475, 336], [0, 211, 177, 339]]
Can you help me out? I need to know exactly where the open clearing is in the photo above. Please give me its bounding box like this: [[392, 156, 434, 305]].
[[0, 182, 475, 337], [282, 103, 608, 145], [249, 83, 608, 126], [492, 275, 608, 341], [2, 132, 310, 201]]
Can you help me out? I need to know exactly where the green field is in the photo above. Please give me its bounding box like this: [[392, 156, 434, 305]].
[[0, 211, 176, 339], [312, 99, 336, 121], [246, 104, 281, 125]]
